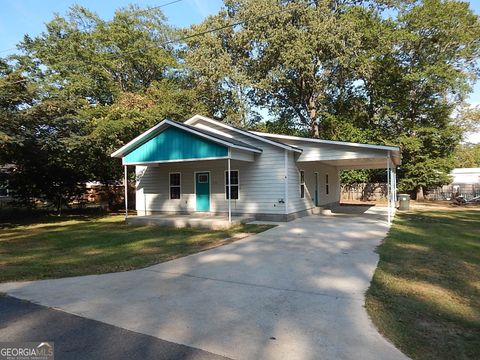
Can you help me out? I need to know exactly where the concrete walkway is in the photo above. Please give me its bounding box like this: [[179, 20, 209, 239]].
[[0, 213, 407, 360]]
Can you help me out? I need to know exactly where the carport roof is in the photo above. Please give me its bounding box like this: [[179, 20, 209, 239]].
[[250, 131, 401, 167], [250, 131, 400, 152]]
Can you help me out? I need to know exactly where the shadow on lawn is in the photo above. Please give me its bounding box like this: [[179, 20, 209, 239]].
[[0, 208, 108, 229], [0, 215, 273, 283], [366, 210, 480, 360]]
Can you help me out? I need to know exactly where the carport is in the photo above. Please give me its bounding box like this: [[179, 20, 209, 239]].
[[254, 133, 402, 224], [312, 145, 400, 224]]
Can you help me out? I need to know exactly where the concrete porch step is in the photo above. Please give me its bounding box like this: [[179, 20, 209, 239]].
[[312, 207, 334, 216], [126, 214, 255, 230]]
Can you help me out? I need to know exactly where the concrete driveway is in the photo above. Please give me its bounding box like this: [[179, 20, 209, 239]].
[[0, 213, 407, 360]]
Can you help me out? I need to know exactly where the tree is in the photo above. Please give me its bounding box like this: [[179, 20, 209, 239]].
[[455, 144, 480, 168], [0, 62, 91, 209], [187, 0, 480, 197], [1, 5, 205, 209]]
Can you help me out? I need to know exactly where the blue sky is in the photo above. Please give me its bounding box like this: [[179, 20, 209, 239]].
[[0, 0, 223, 54], [0, 0, 479, 141]]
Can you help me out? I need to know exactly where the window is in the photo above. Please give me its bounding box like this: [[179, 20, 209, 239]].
[[198, 174, 208, 183], [225, 170, 239, 200], [169, 173, 181, 199], [325, 174, 329, 195], [300, 170, 305, 198]]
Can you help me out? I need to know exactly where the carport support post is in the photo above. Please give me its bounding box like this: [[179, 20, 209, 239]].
[[392, 166, 397, 211], [124, 164, 128, 220], [227, 156, 232, 223], [387, 154, 391, 224]]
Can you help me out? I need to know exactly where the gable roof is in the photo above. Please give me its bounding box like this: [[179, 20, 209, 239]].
[[111, 119, 262, 158], [184, 115, 303, 153]]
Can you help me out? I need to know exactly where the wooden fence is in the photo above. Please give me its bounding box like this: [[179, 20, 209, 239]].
[[428, 184, 480, 201], [341, 183, 388, 201]]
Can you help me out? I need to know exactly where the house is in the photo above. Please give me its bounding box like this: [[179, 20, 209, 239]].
[[111, 115, 401, 223]]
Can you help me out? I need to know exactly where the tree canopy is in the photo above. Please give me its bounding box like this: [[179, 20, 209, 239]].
[[186, 0, 480, 198], [1, 0, 479, 206]]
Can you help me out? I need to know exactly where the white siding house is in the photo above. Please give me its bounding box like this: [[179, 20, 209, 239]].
[[112, 115, 401, 222]]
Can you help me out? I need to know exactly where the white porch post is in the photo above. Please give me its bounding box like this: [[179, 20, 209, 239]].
[[387, 153, 391, 224], [284, 149, 289, 217], [227, 155, 232, 223], [392, 166, 397, 212], [124, 164, 128, 219]]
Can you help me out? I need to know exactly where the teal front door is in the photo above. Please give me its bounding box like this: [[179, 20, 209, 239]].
[[195, 172, 210, 212]]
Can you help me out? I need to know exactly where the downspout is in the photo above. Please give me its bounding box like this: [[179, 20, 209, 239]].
[[387, 152, 391, 225], [124, 164, 128, 220], [284, 149, 289, 220], [228, 148, 232, 224]]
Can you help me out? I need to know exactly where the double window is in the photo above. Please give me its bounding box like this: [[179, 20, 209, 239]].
[[169, 173, 181, 199], [225, 170, 239, 200], [300, 170, 305, 198]]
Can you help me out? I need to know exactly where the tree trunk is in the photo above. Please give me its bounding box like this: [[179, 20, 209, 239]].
[[104, 181, 114, 212], [57, 195, 62, 216], [416, 186, 424, 201], [308, 96, 319, 138], [310, 120, 319, 138]]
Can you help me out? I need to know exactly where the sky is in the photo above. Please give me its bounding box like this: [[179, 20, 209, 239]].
[[0, 0, 479, 142]]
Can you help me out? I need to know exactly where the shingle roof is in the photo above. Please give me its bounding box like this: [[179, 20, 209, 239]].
[[175, 121, 263, 153]]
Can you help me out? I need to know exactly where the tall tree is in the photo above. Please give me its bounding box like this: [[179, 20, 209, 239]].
[[1, 5, 205, 208], [0, 61, 91, 209], [187, 0, 480, 197]]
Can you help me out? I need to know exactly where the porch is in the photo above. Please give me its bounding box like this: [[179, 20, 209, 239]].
[[126, 213, 254, 230]]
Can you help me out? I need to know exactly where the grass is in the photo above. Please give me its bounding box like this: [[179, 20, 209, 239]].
[[0, 214, 274, 283], [366, 208, 480, 360]]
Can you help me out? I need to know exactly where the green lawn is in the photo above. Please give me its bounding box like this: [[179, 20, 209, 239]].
[[366, 208, 480, 360], [0, 214, 274, 283]]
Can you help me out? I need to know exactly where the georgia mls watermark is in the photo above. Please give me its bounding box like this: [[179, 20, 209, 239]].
[[0, 342, 54, 360]]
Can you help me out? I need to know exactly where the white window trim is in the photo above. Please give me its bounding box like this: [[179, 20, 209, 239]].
[[169, 172, 181, 200], [224, 169, 240, 200], [300, 170, 305, 199]]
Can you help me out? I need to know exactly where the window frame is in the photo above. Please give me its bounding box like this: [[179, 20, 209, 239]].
[[225, 169, 240, 200], [300, 170, 305, 199], [325, 173, 329, 195], [169, 172, 181, 200]]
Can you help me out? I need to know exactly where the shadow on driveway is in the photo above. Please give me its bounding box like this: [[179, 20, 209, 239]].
[[0, 295, 228, 360]]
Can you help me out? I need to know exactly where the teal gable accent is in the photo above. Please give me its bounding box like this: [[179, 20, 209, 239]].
[[123, 126, 228, 164]]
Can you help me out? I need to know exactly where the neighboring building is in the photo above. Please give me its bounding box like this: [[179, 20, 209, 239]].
[[450, 168, 480, 185], [431, 168, 480, 201], [111, 115, 401, 222], [425, 168, 480, 201]]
